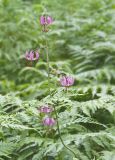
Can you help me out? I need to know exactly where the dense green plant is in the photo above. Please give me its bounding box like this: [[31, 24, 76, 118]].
[[0, 0, 115, 159]]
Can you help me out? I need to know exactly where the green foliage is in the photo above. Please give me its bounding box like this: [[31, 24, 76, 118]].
[[0, 0, 115, 159], [0, 87, 115, 159]]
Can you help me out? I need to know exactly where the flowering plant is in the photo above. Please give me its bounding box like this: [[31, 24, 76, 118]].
[[24, 12, 76, 159]]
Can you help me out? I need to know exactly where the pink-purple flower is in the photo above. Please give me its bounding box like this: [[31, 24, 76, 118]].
[[40, 15, 53, 32], [25, 50, 39, 61], [40, 16, 53, 25], [60, 76, 74, 87], [43, 117, 55, 126], [39, 105, 53, 113]]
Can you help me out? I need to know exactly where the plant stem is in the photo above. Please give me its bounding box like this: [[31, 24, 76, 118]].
[[45, 34, 51, 96], [53, 103, 77, 158]]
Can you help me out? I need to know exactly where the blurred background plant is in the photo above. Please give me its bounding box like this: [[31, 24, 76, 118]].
[[0, 0, 115, 159]]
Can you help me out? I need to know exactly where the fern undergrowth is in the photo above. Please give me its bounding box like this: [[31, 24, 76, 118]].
[[0, 0, 115, 159]]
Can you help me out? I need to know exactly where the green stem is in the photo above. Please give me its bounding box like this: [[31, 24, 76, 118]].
[[45, 34, 51, 96], [53, 104, 77, 158]]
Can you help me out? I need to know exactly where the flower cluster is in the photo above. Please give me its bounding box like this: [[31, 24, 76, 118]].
[[60, 76, 74, 87], [25, 50, 39, 61], [39, 105, 55, 127], [43, 117, 55, 127], [40, 15, 53, 32], [39, 105, 53, 113]]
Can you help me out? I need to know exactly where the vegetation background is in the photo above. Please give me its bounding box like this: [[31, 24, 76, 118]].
[[0, 0, 115, 159]]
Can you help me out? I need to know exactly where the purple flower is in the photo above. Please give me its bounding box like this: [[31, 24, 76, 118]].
[[43, 117, 55, 126], [25, 50, 39, 61], [40, 16, 53, 25], [47, 16, 53, 24], [60, 76, 74, 87], [39, 105, 53, 113]]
